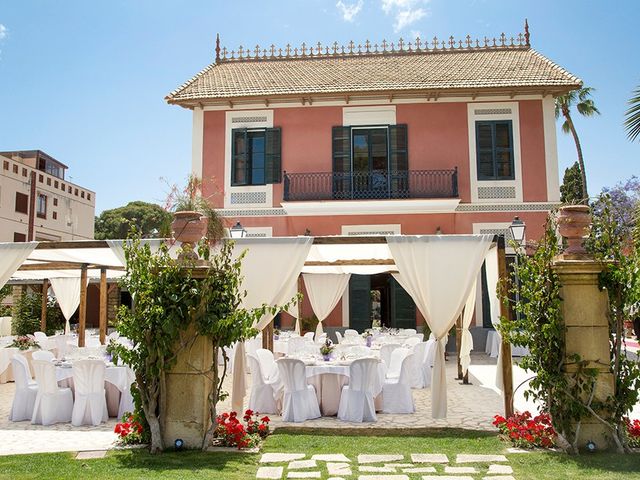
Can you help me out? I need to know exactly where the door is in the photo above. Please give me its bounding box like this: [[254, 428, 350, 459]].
[[352, 128, 388, 198], [389, 276, 416, 329], [349, 275, 372, 332]]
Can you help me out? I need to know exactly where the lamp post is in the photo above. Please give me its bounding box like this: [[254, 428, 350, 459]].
[[508, 216, 526, 322], [229, 221, 247, 239]]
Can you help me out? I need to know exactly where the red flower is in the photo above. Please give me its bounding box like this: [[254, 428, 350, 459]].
[[261, 416, 270, 423]]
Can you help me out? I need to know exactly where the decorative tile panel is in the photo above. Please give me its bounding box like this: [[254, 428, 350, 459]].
[[477, 186, 517, 199], [230, 191, 268, 205]]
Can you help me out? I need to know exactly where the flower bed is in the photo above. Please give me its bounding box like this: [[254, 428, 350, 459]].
[[625, 417, 640, 447], [114, 412, 148, 445], [213, 410, 270, 450], [493, 411, 556, 449]]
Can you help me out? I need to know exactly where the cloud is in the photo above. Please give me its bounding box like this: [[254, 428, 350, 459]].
[[0, 24, 7, 41], [381, 0, 429, 32], [336, 0, 364, 22]]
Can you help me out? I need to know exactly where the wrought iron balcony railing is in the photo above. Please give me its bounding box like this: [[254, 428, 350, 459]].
[[283, 168, 458, 201]]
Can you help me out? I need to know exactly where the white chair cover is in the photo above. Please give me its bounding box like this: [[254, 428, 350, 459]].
[[72, 359, 108, 426], [403, 337, 421, 348], [247, 355, 278, 414], [34, 332, 51, 350], [9, 355, 38, 421], [344, 329, 359, 337], [335, 331, 343, 344], [31, 359, 73, 425], [422, 339, 437, 388], [382, 353, 415, 413], [277, 358, 321, 422], [303, 332, 315, 341], [32, 350, 55, 362], [337, 358, 378, 422], [287, 336, 307, 356], [379, 343, 401, 374], [255, 348, 279, 383], [315, 333, 327, 345], [345, 345, 369, 358], [403, 328, 417, 335], [385, 347, 410, 380], [410, 341, 430, 389], [54, 335, 71, 359]]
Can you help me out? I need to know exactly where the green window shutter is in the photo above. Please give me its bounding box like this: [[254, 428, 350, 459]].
[[264, 127, 282, 184], [332, 126, 351, 199], [349, 275, 371, 332], [475, 121, 514, 181], [389, 276, 416, 329], [231, 128, 248, 186], [388, 124, 408, 198]]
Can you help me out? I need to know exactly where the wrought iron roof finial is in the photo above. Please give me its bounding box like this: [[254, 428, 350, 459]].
[[524, 18, 530, 47], [215, 33, 221, 63]]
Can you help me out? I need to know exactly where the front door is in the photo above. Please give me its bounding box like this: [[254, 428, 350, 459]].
[[352, 128, 388, 198]]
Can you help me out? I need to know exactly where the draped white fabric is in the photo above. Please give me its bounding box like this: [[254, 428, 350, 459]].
[[484, 246, 506, 391], [0, 242, 38, 289], [106, 239, 163, 266], [50, 277, 87, 334], [230, 237, 313, 414], [302, 273, 351, 337], [283, 282, 301, 335], [459, 279, 478, 375], [387, 234, 493, 418]]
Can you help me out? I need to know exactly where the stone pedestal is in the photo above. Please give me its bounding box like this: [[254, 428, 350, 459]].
[[161, 328, 213, 449], [553, 255, 614, 450]]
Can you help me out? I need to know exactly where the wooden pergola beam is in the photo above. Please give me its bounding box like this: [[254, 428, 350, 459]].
[[18, 263, 124, 271], [40, 279, 49, 332], [78, 264, 88, 348], [497, 235, 514, 418], [304, 259, 395, 266], [99, 268, 107, 345]]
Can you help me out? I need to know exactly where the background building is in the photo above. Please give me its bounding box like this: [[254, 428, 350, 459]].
[[0, 150, 95, 242]]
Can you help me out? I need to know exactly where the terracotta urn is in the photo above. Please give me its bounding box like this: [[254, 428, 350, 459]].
[[171, 211, 206, 262], [557, 205, 591, 254]]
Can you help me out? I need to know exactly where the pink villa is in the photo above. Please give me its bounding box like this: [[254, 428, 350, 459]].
[[166, 24, 581, 338]]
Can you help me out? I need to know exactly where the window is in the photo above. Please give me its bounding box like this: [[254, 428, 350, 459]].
[[87, 193, 91, 201], [37, 194, 47, 218], [54, 180, 58, 188], [53, 198, 58, 206], [15, 192, 28, 214], [74, 188, 78, 196], [53, 211, 57, 220], [46, 177, 51, 186], [81, 191, 85, 198], [3, 161, 8, 170], [39, 174, 44, 183], [12, 164, 18, 174], [22, 168, 27, 177], [61, 182, 65, 191], [14, 232, 26, 242], [231, 128, 281, 186], [475, 120, 514, 180]]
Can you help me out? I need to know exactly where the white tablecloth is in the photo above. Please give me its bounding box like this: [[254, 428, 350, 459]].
[[486, 330, 529, 357], [0, 348, 35, 383], [0, 317, 11, 336]]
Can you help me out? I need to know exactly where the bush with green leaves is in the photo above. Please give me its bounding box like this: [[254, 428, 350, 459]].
[[13, 291, 63, 336]]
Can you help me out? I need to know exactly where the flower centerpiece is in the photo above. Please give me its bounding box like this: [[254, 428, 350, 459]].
[[274, 328, 280, 340], [493, 411, 556, 449], [319, 338, 334, 361], [361, 328, 374, 347], [10, 336, 40, 350], [212, 410, 270, 450]]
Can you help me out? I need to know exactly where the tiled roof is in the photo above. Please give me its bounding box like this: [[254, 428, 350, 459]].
[[166, 46, 581, 105]]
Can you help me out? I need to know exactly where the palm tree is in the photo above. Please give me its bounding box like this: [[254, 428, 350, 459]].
[[624, 84, 640, 142], [555, 87, 600, 202]]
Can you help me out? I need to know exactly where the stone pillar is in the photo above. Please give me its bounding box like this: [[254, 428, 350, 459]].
[[553, 256, 614, 450], [161, 326, 213, 449]]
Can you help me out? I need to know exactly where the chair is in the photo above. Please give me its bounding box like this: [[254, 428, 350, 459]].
[[385, 347, 410, 380], [71, 359, 109, 426], [337, 358, 378, 422], [335, 331, 343, 344], [303, 332, 315, 341], [422, 339, 438, 388], [287, 336, 307, 356], [255, 348, 279, 382], [9, 355, 38, 421], [31, 359, 73, 425], [379, 343, 401, 370], [345, 345, 369, 358], [32, 350, 56, 362], [344, 329, 359, 337], [246, 355, 279, 414], [382, 353, 415, 414], [402, 328, 417, 335], [403, 337, 421, 348], [277, 358, 321, 422], [413, 333, 425, 342], [410, 342, 430, 389], [33, 332, 50, 349], [54, 335, 71, 359]]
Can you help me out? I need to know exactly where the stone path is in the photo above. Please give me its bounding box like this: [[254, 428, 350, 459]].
[[256, 452, 515, 479]]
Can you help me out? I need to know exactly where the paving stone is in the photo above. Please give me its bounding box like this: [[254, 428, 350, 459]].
[[75, 450, 107, 459], [327, 478, 346, 480], [483, 477, 515, 480], [260, 453, 306, 463], [358, 454, 404, 463], [402, 467, 437, 473], [385, 463, 414, 468], [312, 454, 351, 462], [421, 477, 474, 480], [410, 453, 449, 463], [445, 466, 477, 473], [288, 460, 317, 469], [327, 463, 352, 476], [507, 447, 530, 453], [287, 472, 321, 479], [256, 466, 283, 479], [359, 466, 396, 472], [488, 464, 513, 474], [456, 454, 508, 463], [358, 476, 409, 480]]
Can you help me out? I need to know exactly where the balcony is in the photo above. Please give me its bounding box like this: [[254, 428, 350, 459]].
[[283, 168, 458, 202]]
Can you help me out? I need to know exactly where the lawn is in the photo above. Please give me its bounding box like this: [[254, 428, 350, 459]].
[[0, 429, 638, 479]]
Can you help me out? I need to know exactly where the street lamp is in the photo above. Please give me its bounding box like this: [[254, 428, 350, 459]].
[[229, 221, 247, 239], [509, 216, 526, 247]]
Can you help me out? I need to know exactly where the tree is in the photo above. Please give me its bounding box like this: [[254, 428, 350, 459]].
[[559, 161, 584, 204], [624, 84, 640, 142], [94, 201, 172, 240], [555, 87, 600, 202], [595, 176, 640, 239]]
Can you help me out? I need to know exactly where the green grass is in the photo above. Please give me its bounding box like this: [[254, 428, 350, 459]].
[[0, 430, 638, 479]]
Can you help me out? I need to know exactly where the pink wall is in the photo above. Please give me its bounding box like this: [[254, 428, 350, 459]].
[[518, 100, 548, 202], [202, 111, 226, 208]]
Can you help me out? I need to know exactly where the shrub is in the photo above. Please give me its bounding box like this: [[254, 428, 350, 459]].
[[625, 418, 640, 448], [13, 291, 63, 336], [114, 411, 149, 445], [493, 411, 557, 449], [214, 410, 270, 449]]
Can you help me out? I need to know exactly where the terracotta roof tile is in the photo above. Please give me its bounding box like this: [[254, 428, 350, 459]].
[[166, 47, 581, 104]]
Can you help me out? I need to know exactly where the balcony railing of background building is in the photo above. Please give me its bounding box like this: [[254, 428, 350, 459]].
[[283, 168, 458, 201]]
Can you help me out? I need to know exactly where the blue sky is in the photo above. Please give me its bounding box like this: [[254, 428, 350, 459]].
[[0, 0, 638, 213]]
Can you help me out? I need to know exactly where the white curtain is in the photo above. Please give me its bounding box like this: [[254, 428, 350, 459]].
[[0, 242, 38, 289], [106, 239, 163, 266], [484, 245, 506, 391], [50, 277, 87, 335], [302, 273, 351, 337], [230, 237, 313, 413], [388, 234, 493, 418], [459, 279, 478, 375], [283, 281, 302, 335]]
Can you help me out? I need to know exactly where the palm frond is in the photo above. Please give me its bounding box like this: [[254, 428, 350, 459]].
[[561, 120, 571, 134], [624, 85, 640, 142], [576, 99, 600, 116]]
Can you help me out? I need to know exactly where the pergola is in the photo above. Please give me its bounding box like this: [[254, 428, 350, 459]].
[[1, 234, 515, 418]]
